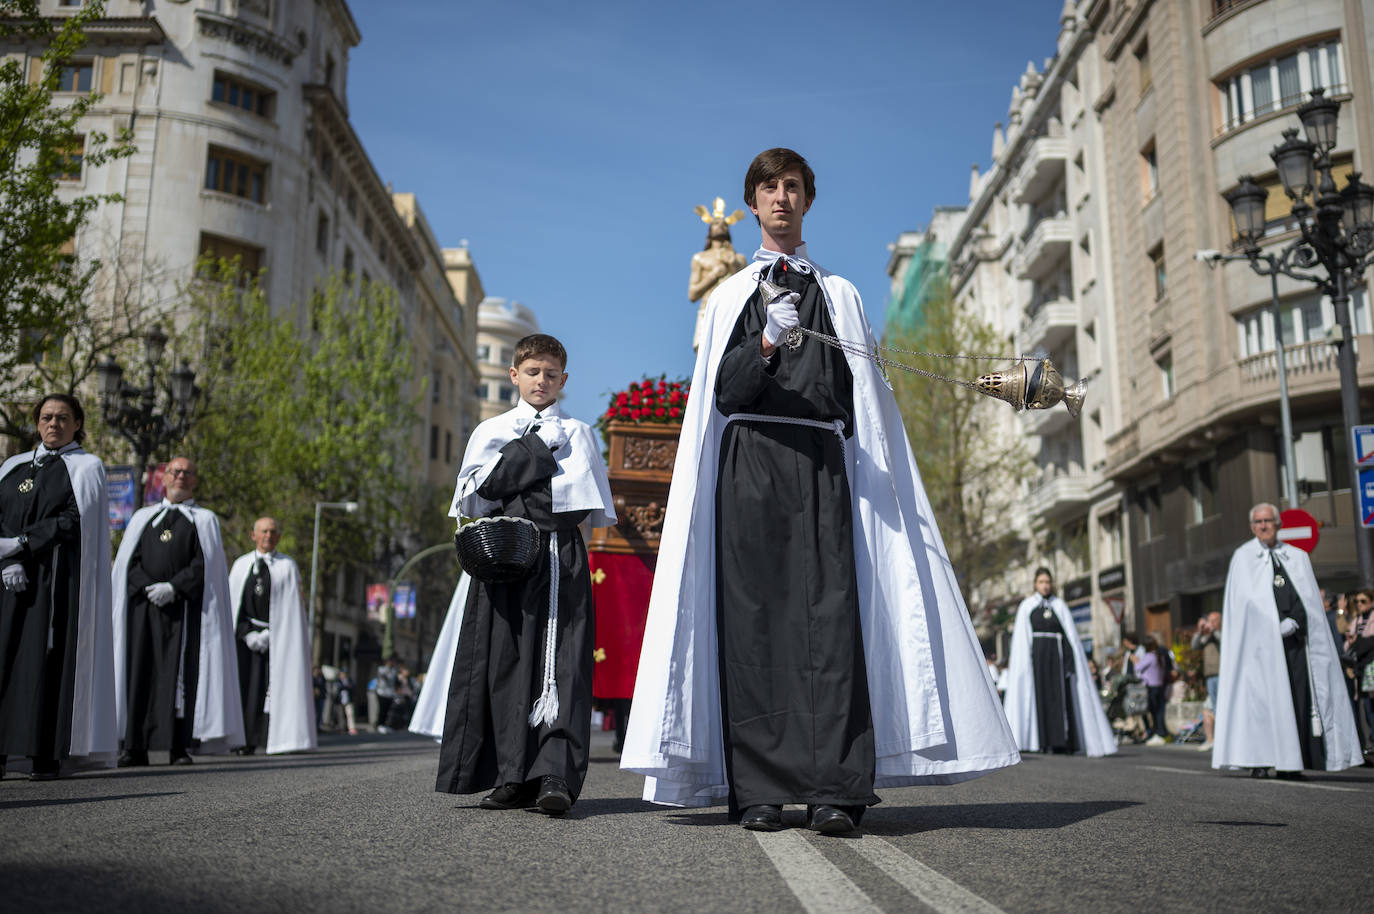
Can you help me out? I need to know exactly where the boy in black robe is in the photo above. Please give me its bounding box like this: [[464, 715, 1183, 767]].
[[436, 334, 615, 815]]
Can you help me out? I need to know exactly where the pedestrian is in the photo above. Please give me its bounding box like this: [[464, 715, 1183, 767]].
[[1191, 611, 1222, 751], [374, 658, 397, 733], [1136, 637, 1169, 745], [1344, 590, 1374, 762], [312, 665, 326, 731], [1214, 503, 1362, 778], [1003, 568, 1116, 756], [0, 394, 116, 779], [111, 456, 243, 766], [436, 332, 615, 816], [227, 517, 315, 755], [335, 668, 357, 735], [622, 148, 1019, 835]]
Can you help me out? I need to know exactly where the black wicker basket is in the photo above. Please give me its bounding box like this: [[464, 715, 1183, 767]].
[[455, 516, 542, 583]]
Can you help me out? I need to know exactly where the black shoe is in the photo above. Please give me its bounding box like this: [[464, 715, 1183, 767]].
[[479, 782, 537, 810], [807, 805, 856, 835], [536, 776, 572, 815], [170, 754, 194, 766], [232, 746, 256, 756], [29, 759, 60, 781], [1275, 770, 1306, 781], [117, 751, 149, 768], [741, 804, 785, 832]]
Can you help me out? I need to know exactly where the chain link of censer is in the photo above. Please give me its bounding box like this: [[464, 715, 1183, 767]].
[[783, 325, 1032, 394]]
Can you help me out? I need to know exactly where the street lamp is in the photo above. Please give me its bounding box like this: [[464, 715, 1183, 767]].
[[307, 499, 360, 646], [1220, 88, 1374, 586], [95, 324, 199, 493]]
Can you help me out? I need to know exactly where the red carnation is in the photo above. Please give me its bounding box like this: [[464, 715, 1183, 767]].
[[669, 407, 682, 418], [619, 407, 632, 418], [668, 391, 681, 404], [655, 407, 665, 417], [617, 392, 628, 406], [656, 382, 668, 394], [605, 407, 616, 417], [630, 391, 642, 405]]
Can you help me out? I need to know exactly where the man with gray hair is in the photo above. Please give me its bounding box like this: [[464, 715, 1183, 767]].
[[1213, 502, 1361, 777]]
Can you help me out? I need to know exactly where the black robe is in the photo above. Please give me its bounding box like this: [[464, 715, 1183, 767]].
[[1272, 554, 1326, 770], [713, 260, 878, 816], [236, 558, 272, 748], [1029, 601, 1080, 753], [124, 511, 204, 754], [436, 432, 595, 800], [0, 452, 83, 763]]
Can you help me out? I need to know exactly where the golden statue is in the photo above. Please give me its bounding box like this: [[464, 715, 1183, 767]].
[[688, 197, 747, 351]]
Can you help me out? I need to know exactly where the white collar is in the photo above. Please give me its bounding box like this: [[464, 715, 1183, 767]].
[[253, 550, 277, 563], [151, 498, 196, 527], [752, 243, 813, 274], [511, 398, 564, 421], [35, 442, 80, 460], [1254, 538, 1288, 559]]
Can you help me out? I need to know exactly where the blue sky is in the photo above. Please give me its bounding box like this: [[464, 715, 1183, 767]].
[[346, 1, 1062, 426]]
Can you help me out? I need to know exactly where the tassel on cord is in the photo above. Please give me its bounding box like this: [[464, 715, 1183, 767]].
[[528, 531, 560, 728]]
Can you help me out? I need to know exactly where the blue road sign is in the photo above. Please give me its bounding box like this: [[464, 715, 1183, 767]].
[[1355, 425, 1374, 468], [1360, 468, 1374, 529]]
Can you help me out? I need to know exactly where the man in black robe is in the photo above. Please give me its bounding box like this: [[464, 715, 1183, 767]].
[[234, 517, 278, 754], [711, 148, 875, 835], [120, 457, 204, 766], [0, 395, 110, 779], [437, 334, 615, 816], [1271, 548, 1326, 774]]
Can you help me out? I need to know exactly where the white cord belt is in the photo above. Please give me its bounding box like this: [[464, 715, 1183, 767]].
[[528, 530, 560, 728], [723, 412, 848, 467]]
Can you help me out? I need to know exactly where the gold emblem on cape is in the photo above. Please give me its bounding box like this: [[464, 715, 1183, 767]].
[[17, 478, 34, 493], [159, 528, 173, 543], [1042, 608, 1053, 620]]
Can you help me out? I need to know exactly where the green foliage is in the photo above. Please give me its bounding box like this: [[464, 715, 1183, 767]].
[[885, 275, 1035, 609], [180, 262, 421, 588], [0, 0, 136, 441]]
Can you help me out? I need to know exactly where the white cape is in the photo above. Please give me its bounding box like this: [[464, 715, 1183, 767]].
[[1003, 594, 1116, 757], [449, 398, 616, 528], [229, 551, 317, 754], [621, 244, 1020, 806], [1213, 539, 1361, 771], [0, 448, 116, 765], [112, 501, 245, 753], [408, 572, 473, 740]]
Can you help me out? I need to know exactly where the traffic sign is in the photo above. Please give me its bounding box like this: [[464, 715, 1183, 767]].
[[1277, 508, 1320, 552], [1361, 468, 1374, 529], [1354, 425, 1374, 467]]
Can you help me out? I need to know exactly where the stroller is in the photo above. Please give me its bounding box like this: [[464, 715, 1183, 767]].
[[1103, 671, 1149, 745]]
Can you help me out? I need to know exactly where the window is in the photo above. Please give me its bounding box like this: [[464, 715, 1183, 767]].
[[1188, 459, 1217, 525], [1149, 244, 1166, 300], [56, 61, 92, 93], [1218, 40, 1344, 133], [1099, 510, 1123, 565], [429, 425, 439, 461], [498, 384, 516, 404], [316, 211, 329, 257], [1135, 38, 1151, 94], [1224, 157, 1355, 242], [346, 186, 358, 218], [1236, 288, 1369, 357], [210, 71, 275, 118], [445, 431, 453, 464], [1157, 352, 1174, 399], [1140, 141, 1158, 201], [54, 135, 84, 181], [476, 383, 489, 400], [199, 232, 263, 279], [363, 215, 374, 243], [1140, 484, 1162, 541], [476, 343, 491, 362], [499, 346, 513, 367], [431, 368, 441, 404], [205, 146, 267, 203], [342, 247, 354, 278]]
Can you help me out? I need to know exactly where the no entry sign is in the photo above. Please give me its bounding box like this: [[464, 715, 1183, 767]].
[[1278, 508, 1320, 552]]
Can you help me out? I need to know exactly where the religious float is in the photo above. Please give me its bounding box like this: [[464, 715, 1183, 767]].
[[587, 377, 687, 710]]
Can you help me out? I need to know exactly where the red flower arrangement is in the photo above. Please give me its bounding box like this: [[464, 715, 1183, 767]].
[[596, 374, 690, 441]]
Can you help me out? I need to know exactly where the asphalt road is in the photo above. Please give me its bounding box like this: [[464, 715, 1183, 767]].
[[3, 731, 1370, 913]]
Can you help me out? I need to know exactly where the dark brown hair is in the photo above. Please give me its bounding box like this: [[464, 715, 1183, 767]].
[[512, 333, 567, 369], [743, 148, 816, 210], [33, 393, 86, 443]]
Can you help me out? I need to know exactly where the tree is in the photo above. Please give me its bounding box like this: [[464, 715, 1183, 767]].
[[179, 263, 423, 651], [885, 276, 1036, 614], [0, 0, 135, 442]]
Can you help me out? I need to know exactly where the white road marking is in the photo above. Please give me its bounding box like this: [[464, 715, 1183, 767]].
[[1140, 764, 1363, 792], [753, 830, 881, 914], [843, 835, 1007, 914]]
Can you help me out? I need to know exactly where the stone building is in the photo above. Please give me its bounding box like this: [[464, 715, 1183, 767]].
[[473, 296, 542, 421]]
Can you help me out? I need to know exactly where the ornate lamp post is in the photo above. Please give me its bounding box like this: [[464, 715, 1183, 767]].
[[1221, 88, 1374, 585], [94, 324, 199, 492]]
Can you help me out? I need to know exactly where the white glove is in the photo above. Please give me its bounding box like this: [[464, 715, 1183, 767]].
[[254, 629, 270, 653], [534, 418, 568, 452], [0, 537, 22, 559], [762, 291, 801, 347], [1279, 618, 1299, 637], [2, 564, 27, 592], [244, 630, 264, 652], [145, 582, 176, 607]]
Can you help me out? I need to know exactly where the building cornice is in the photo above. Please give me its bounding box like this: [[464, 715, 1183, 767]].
[[303, 83, 423, 273], [80, 17, 165, 44], [322, 0, 363, 48]]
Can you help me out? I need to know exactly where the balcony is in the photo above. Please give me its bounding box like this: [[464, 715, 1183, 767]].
[[1238, 339, 1343, 386], [1020, 397, 1078, 437], [1016, 300, 1077, 355], [1014, 216, 1072, 280], [1010, 135, 1068, 205], [1026, 472, 1093, 521]]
